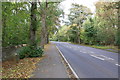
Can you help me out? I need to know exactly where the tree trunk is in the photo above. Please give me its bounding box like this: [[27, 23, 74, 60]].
[[46, 32, 49, 44], [40, 2, 48, 48], [77, 23, 81, 44], [44, 26, 48, 44], [29, 2, 37, 47], [77, 31, 80, 44], [40, 13, 46, 48]]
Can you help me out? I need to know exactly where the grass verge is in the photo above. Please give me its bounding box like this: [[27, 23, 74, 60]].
[[81, 44, 119, 53], [70, 42, 119, 53]]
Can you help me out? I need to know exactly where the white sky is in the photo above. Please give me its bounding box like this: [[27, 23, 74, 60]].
[[59, 0, 99, 25]]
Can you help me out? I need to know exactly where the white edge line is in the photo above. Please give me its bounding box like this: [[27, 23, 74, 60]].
[[56, 45, 80, 79]]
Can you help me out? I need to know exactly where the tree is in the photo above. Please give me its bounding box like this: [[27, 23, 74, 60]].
[[38, 2, 63, 48], [95, 1, 118, 45], [38, 2, 48, 48], [29, 2, 37, 47], [116, 1, 120, 49], [82, 18, 97, 45], [2, 2, 30, 47], [68, 3, 92, 43]]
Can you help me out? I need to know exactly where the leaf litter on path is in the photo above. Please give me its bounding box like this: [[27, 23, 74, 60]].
[[2, 57, 44, 78]]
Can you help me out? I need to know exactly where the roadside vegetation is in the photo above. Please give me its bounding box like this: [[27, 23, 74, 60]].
[[2, 1, 63, 78], [52, 1, 120, 51], [81, 44, 119, 53]]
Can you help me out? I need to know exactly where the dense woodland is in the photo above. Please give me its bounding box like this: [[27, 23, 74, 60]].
[[2, 2, 63, 58], [2, 2, 62, 47], [53, 1, 120, 49], [2, 1, 120, 59]]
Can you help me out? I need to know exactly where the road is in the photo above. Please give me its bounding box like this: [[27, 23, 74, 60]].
[[32, 43, 68, 78], [52, 41, 119, 78]]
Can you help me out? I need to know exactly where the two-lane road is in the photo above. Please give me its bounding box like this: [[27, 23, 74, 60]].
[[52, 41, 119, 78]]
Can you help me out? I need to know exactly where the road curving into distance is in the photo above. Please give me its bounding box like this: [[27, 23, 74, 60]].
[[52, 41, 119, 78]]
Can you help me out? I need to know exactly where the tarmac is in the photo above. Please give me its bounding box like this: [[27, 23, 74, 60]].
[[31, 43, 69, 78]]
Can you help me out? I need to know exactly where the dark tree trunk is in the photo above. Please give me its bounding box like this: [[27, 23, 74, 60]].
[[44, 28, 49, 44], [46, 32, 49, 44], [29, 2, 37, 47]]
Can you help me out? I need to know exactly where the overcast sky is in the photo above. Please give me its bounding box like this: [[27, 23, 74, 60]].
[[59, 0, 99, 25]]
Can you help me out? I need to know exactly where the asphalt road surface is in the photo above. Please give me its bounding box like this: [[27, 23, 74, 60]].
[[52, 41, 119, 78]]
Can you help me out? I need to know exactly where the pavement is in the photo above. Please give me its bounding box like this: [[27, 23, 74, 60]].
[[53, 41, 120, 78], [31, 43, 69, 78]]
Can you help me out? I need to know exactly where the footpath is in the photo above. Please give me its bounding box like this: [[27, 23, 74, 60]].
[[31, 43, 69, 78]]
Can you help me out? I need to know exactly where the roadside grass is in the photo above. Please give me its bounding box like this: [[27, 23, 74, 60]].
[[90, 45, 117, 49], [2, 57, 44, 78], [69, 42, 119, 53], [81, 44, 119, 53]]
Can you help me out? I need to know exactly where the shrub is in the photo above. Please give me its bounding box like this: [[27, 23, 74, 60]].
[[17, 46, 44, 59], [28, 47, 44, 57]]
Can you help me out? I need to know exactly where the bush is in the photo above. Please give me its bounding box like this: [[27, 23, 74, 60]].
[[17, 46, 44, 59], [28, 47, 44, 57]]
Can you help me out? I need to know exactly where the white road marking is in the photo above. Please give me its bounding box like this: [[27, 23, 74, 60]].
[[100, 55, 114, 60], [115, 64, 120, 67], [90, 55, 105, 60], [83, 52, 87, 53], [90, 51, 94, 53], [56, 46, 80, 79], [108, 58, 114, 60]]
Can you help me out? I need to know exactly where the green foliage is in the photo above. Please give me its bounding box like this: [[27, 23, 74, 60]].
[[29, 46, 44, 57], [2, 2, 30, 47], [52, 25, 80, 43], [17, 46, 44, 59], [54, 2, 119, 47], [2, 2, 64, 60], [66, 25, 79, 43], [54, 26, 70, 42], [116, 29, 120, 48], [36, 2, 63, 44], [82, 18, 97, 45], [67, 4, 92, 43], [68, 3, 92, 25], [17, 46, 31, 59], [2, 1, 119, 53]]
